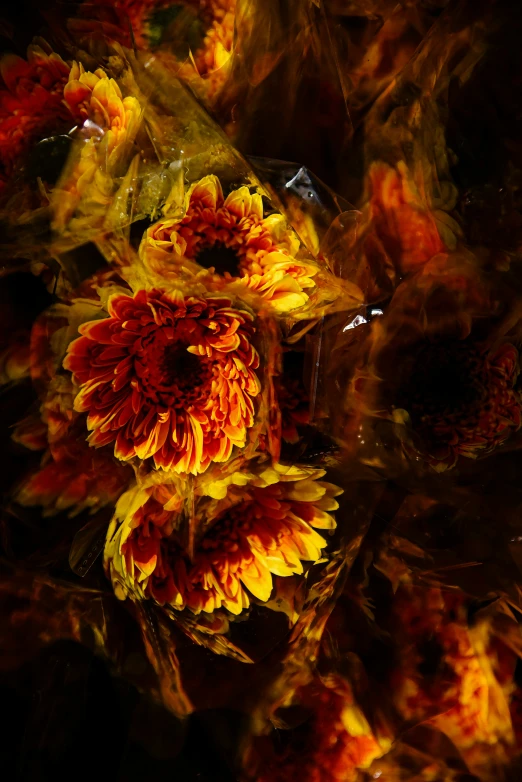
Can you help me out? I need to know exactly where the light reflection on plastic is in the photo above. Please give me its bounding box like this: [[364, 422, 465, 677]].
[[82, 119, 104, 138], [370, 308, 383, 317], [343, 314, 367, 331]]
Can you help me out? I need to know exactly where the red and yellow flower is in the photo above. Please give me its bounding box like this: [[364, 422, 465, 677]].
[[193, 0, 235, 78], [104, 463, 341, 615], [52, 62, 142, 231], [0, 43, 70, 190], [140, 175, 318, 314], [391, 586, 517, 779], [248, 676, 387, 782], [64, 288, 262, 474]]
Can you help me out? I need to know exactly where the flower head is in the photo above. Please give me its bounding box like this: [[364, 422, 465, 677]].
[[249, 676, 387, 782], [343, 262, 522, 471], [140, 175, 318, 314], [192, 0, 235, 99], [104, 463, 341, 615], [391, 586, 516, 779], [396, 338, 521, 470], [64, 288, 262, 474]]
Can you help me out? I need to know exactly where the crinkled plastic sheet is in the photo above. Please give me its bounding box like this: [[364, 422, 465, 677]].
[[2, 1, 522, 780]]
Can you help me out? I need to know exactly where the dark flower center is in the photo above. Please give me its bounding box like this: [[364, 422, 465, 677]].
[[406, 341, 487, 422], [197, 243, 241, 277], [160, 343, 203, 389]]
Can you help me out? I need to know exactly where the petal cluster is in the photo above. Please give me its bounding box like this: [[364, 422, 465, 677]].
[[53, 62, 142, 230], [399, 339, 522, 470], [254, 677, 387, 782]]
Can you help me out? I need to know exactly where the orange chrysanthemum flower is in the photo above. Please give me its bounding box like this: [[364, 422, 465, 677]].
[[64, 288, 261, 474], [104, 463, 341, 615], [140, 175, 318, 314], [52, 62, 142, 231], [0, 43, 70, 190], [250, 676, 387, 782]]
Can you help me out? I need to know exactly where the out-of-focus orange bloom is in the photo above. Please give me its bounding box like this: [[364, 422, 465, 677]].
[[250, 676, 387, 782], [391, 586, 517, 779], [16, 432, 132, 517], [0, 330, 31, 384], [367, 161, 445, 275], [64, 288, 261, 475], [399, 339, 522, 470], [105, 463, 340, 615], [141, 175, 318, 314]]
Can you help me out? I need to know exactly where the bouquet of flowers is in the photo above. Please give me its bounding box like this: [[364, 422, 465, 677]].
[[1, 1, 522, 780]]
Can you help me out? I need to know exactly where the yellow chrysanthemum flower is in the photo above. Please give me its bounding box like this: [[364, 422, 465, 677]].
[[104, 462, 341, 616]]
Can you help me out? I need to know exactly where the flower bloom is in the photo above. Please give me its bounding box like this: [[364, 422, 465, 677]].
[[396, 339, 522, 469], [366, 161, 445, 275], [52, 62, 142, 231], [343, 263, 522, 471], [140, 175, 318, 313], [249, 677, 387, 782], [64, 288, 262, 474], [104, 464, 341, 615], [391, 586, 516, 778], [0, 43, 70, 189], [13, 369, 132, 516]]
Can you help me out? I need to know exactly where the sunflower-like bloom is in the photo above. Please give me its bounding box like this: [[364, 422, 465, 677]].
[[249, 676, 387, 782], [52, 62, 142, 231], [0, 43, 70, 189], [140, 175, 318, 314], [104, 463, 341, 615], [64, 288, 261, 474]]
